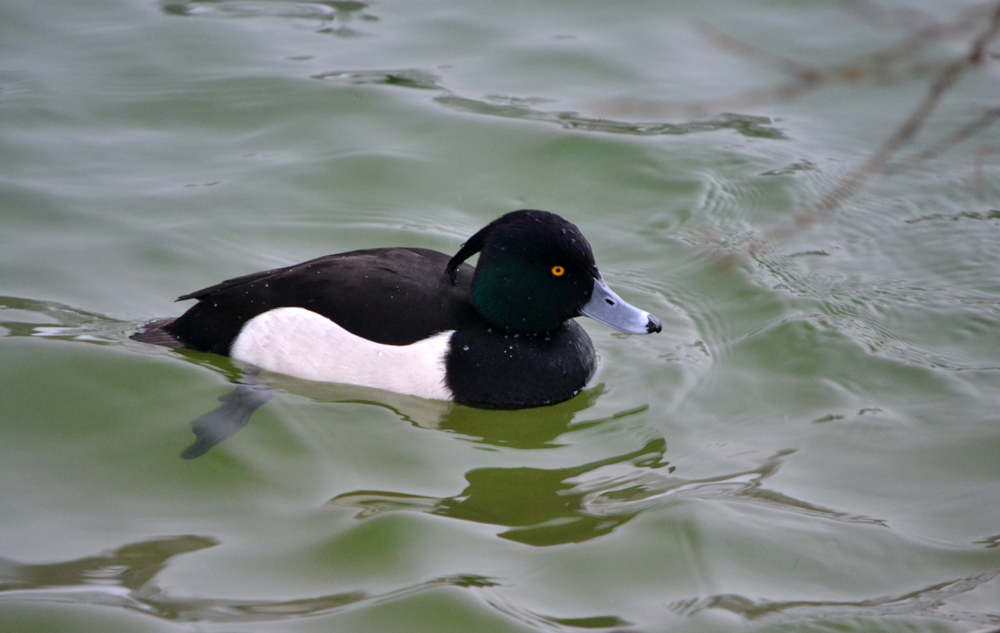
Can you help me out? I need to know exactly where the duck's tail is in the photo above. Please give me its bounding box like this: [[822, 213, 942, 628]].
[[131, 318, 185, 348]]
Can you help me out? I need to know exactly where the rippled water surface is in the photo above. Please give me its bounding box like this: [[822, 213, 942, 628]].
[[2, 1, 999, 632]]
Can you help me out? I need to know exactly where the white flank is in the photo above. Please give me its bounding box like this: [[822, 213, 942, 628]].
[[230, 307, 454, 401]]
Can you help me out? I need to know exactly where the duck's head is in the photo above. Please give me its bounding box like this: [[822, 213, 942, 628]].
[[446, 210, 662, 336]]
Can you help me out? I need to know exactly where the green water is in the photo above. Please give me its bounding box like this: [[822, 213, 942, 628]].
[[2, 1, 999, 631]]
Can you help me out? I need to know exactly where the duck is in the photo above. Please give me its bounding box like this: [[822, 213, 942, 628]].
[[134, 209, 661, 409]]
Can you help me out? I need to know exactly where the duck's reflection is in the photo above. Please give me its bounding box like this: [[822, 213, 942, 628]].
[[328, 446, 894, 547], [331, 438, 669, 546], [178, 361, 621, 458]]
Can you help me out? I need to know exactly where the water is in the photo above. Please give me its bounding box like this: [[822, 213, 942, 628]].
[[2, 1, 999, 631]]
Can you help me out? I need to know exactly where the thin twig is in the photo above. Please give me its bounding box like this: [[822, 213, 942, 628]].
[[889, 107, 1000, 173], [695, 22, 820, 79]]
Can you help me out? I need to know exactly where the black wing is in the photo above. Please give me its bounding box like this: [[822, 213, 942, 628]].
[[159, 247, 477, 354]]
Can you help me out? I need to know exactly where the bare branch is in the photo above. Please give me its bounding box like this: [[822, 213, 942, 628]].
[[695, 22, 820, 79], [889, 107, 1000, 173], [729, 1, 1000, 264]]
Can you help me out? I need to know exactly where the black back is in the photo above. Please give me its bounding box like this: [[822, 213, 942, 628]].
[[164, 247, 478, 354]]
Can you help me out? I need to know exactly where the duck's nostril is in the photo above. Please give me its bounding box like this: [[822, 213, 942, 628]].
[[605, 298, 615, 306]]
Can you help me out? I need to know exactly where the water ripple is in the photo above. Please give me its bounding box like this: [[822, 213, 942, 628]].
[[161, 0, 377, 36], [313, 68, 787, 139], [0, 535, 630, 630], [670, 572, 1000, 627], [0, 296, 130, 345]]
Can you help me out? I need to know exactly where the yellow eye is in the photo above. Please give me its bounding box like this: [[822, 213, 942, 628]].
[[551, 265, 565, 277]]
